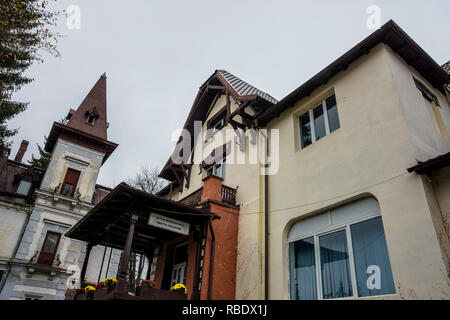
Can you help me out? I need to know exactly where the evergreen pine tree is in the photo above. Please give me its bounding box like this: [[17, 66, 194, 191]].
[[0, 0, 60, 156], [28, 137, 51, 169], [28, 118, 67, 168]]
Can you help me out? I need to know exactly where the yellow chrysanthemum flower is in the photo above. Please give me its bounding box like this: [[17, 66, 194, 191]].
[[104, 278, 118, 285], [85, 286, 96, 293], [171, 283, 187, 294]]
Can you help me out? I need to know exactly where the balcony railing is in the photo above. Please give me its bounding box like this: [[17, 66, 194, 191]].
[[178, 187, 203, 206], [221, 185, 237, 206], [177, 185, 237, 207]]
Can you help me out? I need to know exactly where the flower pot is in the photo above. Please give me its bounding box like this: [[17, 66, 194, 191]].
[[106, 285, 116, 293], [135, 286, 187, 300]]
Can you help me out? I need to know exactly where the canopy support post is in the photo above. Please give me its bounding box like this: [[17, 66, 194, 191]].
[[117, 214, 139, 293], [191, 223, 205, 300], [80, 242, 93, 288]]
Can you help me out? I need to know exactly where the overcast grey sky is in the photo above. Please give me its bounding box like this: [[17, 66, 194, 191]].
[[7, 0, 450, 188]]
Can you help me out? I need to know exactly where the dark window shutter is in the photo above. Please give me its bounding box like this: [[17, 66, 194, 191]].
[[37, 232, 61, 266], [61, 168, 81, 197]]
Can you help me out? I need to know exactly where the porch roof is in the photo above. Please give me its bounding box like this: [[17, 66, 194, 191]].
[[407, 151, 450, 175], [65, 182, 217, 254]]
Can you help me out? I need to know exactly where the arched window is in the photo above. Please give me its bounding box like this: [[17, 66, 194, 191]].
[[288, 197, 395, 300]]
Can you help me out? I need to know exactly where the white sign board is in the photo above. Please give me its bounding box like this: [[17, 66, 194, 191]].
[[148, 213, 190, 236]]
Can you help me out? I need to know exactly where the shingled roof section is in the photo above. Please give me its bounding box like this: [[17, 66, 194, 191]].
[[217, 70, 278, 104], [442, 61, 450, 75]]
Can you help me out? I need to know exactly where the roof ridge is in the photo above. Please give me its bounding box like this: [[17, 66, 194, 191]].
[[217, 69, 278, 104], [442, 60, 450, 75]]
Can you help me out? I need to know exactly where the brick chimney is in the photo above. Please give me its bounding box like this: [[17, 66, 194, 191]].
[[199, 174, 240, 300], [201, 175, 223, 202], [14, 140, 29, 163]]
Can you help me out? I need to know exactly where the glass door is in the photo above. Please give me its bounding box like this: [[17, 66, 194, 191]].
[[170, 242, 188, 288], [171, 262, 187, 288]]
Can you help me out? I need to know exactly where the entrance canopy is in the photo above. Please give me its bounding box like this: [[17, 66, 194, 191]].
[[66, 182, 217, 254]]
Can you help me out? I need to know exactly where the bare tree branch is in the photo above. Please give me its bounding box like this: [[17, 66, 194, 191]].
[[127, 166, 167, 195]]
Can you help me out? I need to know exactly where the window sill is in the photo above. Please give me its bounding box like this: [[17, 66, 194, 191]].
[[297, 128, 341, 152]]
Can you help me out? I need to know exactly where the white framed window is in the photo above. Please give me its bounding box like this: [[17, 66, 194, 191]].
[[288, 198, 395, 300], [205, 160, 226, 180], [16, 180, 32, 196], [299, 94, 340, 149]]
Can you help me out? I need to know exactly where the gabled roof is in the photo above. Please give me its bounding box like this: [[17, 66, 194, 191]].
[[255, 20, 450, 126], [442, 61, 450, 75], [159, 69, 277, 182], [217, 70, 278, 104], [45, 74, 118, 164]]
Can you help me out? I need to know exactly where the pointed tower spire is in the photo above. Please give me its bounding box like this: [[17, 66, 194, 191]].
[[45, 73, 118, 165], [66, 74, 108, 140]]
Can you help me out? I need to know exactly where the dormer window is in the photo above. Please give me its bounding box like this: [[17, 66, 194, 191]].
[[85, 108, 99, 125], [16, 180, 32, 196], [87, 114, 96, 124]]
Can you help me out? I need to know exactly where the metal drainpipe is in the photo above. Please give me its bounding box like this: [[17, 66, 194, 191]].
[[263, 131, 270, 301], [0, 203, 32, 295], [264, 171, 269, 300], [207, 219, 216, 300]]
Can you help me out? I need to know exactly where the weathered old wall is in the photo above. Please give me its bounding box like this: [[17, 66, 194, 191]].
[[432, 166, 450, 240], [265, 43, 450, 299], [0, 201, 121, 300], [40, 139, 105, 204], [0, 135, 119, 300], [0, 203, 28, 261]]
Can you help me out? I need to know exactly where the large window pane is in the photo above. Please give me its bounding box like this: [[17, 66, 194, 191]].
[[289, 237, 317, 300], [351, 217, 395, 297], [313, 105, 326, 141], [326, 95, 340, 133], [299, 112, 312, 149], [320, 230, 353, 299]]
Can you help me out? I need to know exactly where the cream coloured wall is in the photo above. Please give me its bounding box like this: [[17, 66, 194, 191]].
[[265, 43, 450, 299], [386, 46, 450, 162], [166, 92, 266, 299], [386, 46, 450, 276]]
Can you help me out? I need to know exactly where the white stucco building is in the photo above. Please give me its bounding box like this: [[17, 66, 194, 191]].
[[158, 20, 450, 300]]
